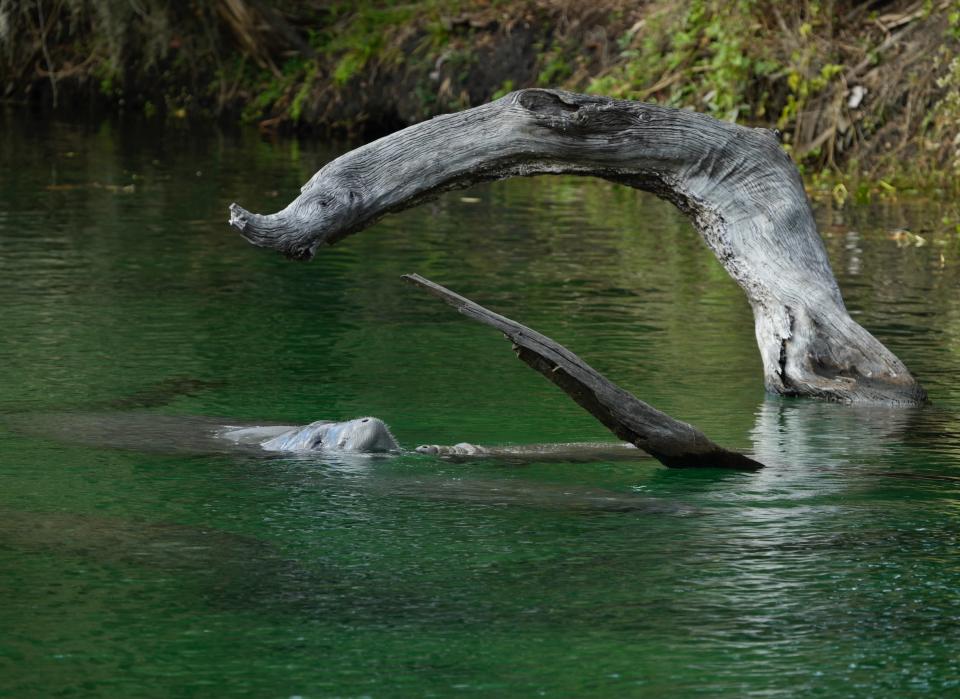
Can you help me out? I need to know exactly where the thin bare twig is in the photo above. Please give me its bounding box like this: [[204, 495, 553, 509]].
[[34, 0, 57, 107]]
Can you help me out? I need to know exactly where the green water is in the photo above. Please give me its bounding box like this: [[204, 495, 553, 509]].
[[1, 112, 959, 698]]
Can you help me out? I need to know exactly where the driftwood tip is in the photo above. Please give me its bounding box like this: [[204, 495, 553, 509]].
[[228, 202, 316, 261], [228, 202, 247, 229]]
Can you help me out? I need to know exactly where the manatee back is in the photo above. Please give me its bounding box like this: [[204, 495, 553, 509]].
[[219, 424, 305, 446]]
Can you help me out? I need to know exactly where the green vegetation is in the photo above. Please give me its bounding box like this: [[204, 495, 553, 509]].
[[586, 0, 777, 122], [1, 0, 958, 196]]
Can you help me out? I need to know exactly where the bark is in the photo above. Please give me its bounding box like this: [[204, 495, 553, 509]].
[[402, 273, 763, 470], [229, 88, 926, 405]]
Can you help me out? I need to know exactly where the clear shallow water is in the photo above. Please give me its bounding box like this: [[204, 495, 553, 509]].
[[1, 112, 959, 697]]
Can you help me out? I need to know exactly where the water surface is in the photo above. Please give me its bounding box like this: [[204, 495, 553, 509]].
[[1, 112, 959, 697]]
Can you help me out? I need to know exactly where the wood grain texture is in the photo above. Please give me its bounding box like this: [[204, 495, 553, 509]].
[[402, 273, 763, 470], [229, 88, 925, 405]]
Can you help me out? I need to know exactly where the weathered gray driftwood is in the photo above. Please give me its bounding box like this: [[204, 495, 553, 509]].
[[229, 88, 925, 405], [403, 273, 763, 470]]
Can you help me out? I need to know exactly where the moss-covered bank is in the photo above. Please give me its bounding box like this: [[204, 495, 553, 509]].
[[2, 0, 959, 191]]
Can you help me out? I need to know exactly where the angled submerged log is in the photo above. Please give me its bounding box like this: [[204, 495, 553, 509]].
[[229, 88, 926, 405], [402, 273, 763, 471]]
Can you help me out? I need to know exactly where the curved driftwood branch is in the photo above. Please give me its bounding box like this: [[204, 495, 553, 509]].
[[229, 88, 925, 405], [403, 273, 763, 471]]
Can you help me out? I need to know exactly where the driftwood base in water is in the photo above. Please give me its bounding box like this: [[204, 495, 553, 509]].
[[403, 273, 763, 471]]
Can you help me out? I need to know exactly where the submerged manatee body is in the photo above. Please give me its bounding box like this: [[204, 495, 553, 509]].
[[5, 411, 684, 514], [4, 411, 401, 456], [7, 408, 636, 461], [415, 441, 645, 462]]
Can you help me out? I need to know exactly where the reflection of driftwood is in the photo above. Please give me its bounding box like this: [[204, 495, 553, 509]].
[[229, 89, 924, 405], [404, 274, 762, 471]]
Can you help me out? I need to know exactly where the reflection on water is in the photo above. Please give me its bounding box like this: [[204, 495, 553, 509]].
[[1, 112, 959, 697]]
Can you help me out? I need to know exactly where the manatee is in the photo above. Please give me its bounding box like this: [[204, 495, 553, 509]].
[[415, 440, 647, 463], [3, 410, 692, 517], [4, 411, 403, 457], [220, 416, 400, 453], [4, 408, 644, 461], [216, 420, 649, 462]]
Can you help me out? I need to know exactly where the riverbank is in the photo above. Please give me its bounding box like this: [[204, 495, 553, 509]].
[[2, 0, 959, 192]]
